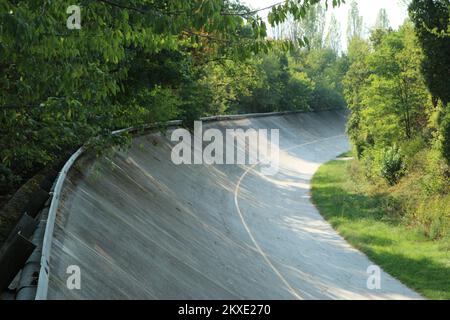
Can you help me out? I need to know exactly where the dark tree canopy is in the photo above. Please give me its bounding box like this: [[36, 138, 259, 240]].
[[409, 0, 450, 105], [410, 0, 450, 165]]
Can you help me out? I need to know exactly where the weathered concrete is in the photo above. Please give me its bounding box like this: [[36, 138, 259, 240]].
[[46, 111, 421, 299]]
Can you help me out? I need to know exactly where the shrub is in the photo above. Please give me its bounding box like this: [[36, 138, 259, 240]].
[[379, 145, 406, 185], [401, 136, 426, 169], [415, 195, 450, 240], [438, 104, 450, 166], [420, 147, 450, 195]]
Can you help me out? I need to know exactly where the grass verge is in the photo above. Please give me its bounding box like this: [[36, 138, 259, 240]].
[[311, 153, 450, 300]]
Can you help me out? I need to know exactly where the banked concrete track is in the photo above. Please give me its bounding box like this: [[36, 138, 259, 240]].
[[40, 111, 421, 299]]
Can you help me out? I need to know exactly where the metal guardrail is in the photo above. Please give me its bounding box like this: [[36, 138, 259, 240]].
[[35, 146, 84, 300], [35, 119, 188, 299], [33, 109, 337, 299]]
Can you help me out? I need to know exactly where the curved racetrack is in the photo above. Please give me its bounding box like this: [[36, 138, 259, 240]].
[[46, 111, 421, 299]]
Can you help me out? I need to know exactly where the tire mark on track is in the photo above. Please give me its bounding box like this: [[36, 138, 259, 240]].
[[233, 134, 345, 300]]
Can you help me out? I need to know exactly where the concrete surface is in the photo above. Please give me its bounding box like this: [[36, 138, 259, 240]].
[[46, 111, 421, 299]]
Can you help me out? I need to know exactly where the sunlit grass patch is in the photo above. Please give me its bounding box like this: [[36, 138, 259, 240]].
[[311, 156, 450, 300]]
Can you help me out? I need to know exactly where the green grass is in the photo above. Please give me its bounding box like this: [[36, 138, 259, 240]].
[[311, 154, 450, 300]]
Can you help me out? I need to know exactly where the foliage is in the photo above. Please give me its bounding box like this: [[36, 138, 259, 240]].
[[311, 156, 450, 299], [378, 145, 406, 186], [365, 23, 428, 140], [229, 51, 314, 113], [409, 0, 450, 164], [344, 22, 435, 172], [342, 17, 449, 275], [346, 0, 364, 44], [440, 106, 450, 165], [420, 146, 450, 196], [325, 14, 341, 54], [302, 48, 348, 110], [280, 2, 326, 49], [284, 70, 315, 110], [415, 196, 450, 240], [343, 36, 371, 157], [0, 0, 344, 194], [409, 0, 450, 105], [374, 8, 390, 30]]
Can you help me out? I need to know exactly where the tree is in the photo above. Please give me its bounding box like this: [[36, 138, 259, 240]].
[[278, 2, 327, 50], [409, 0, 450, 105], [409, 0, 450, 164], [300, 2, 327, 49], [375, 8, 390, 30], [343, 36, 371, 156], [363, 23, 428, 141], [284, 71, 315, 110], [302, 48, 347, 110], [0, 0, 345, 193], [344, 22, 429, 161], [347, 0, 364, 44], [235, 50, 315, 113], [325, 14, 342, 54]]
